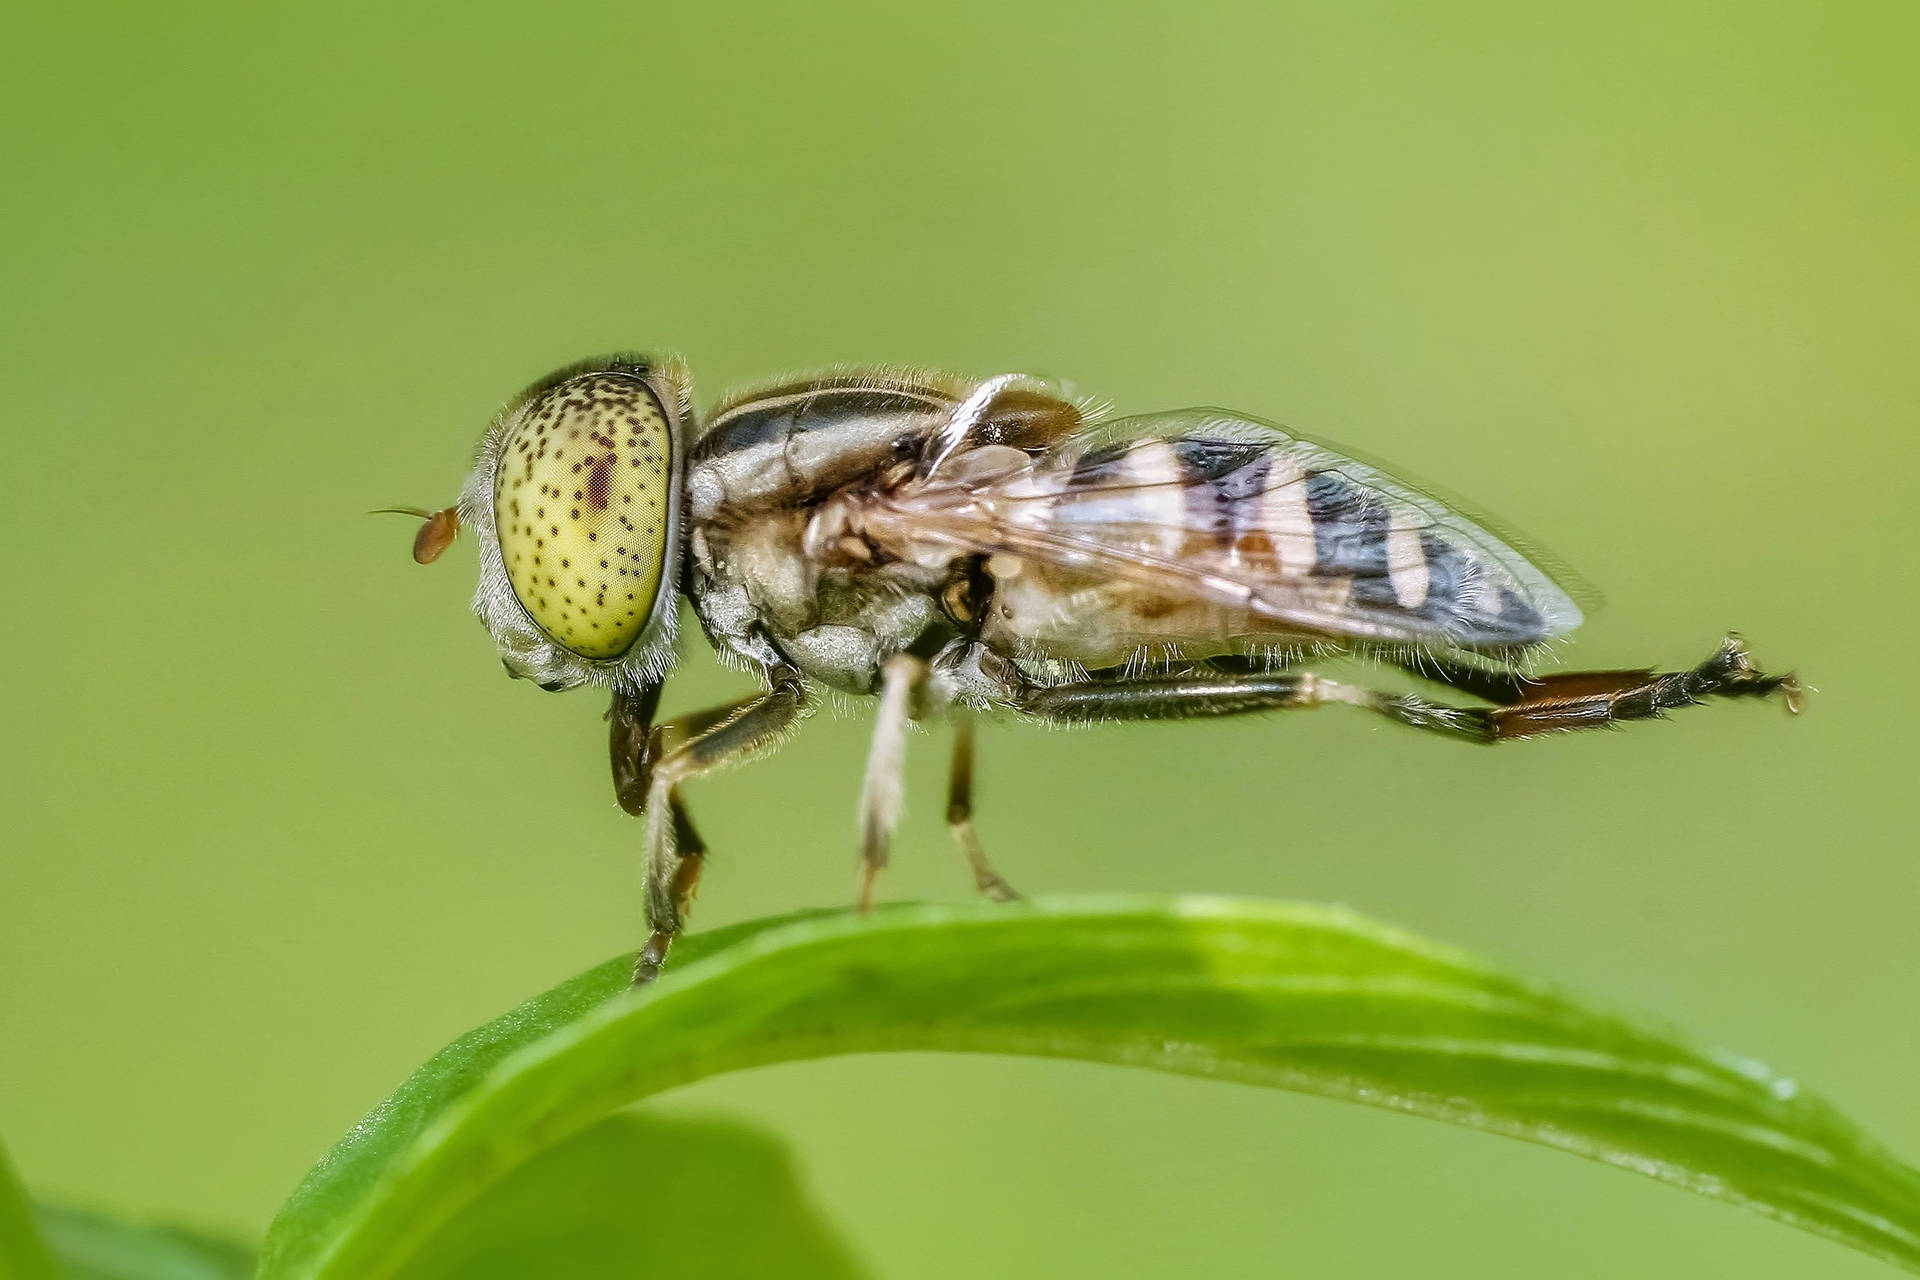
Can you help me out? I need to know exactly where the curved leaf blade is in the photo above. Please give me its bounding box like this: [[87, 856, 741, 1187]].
[[258, 898, 1920, 1278], [257, 907, 831, 1267]]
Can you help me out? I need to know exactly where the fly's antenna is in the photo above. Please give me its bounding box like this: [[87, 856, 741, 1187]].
[[371, 505, 462, 564]]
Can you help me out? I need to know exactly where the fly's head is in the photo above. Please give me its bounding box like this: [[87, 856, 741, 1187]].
[[391, 353, 693, 694]]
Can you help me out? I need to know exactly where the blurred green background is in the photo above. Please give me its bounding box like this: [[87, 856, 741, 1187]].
[[3, 2, 1916, 1275]]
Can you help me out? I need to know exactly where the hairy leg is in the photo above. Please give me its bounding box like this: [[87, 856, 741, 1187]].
[[611, 671, 809, 983], [856, 654, 928, 911], [1013, 669, 1330, 723], [609, 686, 762, 816], [946, 712, 1020, 902], [1009, 635, 1798, 742], [1378, 634, 1802, 742]]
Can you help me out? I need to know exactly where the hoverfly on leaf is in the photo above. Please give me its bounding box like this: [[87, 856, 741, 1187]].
[[393, 355, 1800, 980]]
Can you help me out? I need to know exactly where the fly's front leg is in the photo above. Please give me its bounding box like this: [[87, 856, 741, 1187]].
[[857, 654, 928, 911], [636, 789, 709, 978], [946, 713, 1020, 902], [609, 687, 762, 817], [616, 672, 808, 984], [609, 686, 743, 981]]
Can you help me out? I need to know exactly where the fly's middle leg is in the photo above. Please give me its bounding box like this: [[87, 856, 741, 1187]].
[[946, 713, 1020, 902], [857, 654, 927, 911]]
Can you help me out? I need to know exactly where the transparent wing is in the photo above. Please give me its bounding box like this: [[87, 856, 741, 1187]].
[[880, 408, 1589, 652]]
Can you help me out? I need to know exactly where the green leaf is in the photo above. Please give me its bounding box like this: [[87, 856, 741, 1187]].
[[31, 1207, 253, 1280], [259, 898, 1920, 1279], [396, 1111, 867, 1279], [0, 1139, 59, 1280], [256, 908, 831, 1280]]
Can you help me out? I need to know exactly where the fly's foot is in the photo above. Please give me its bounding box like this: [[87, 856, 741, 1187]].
[[1779, 673, 1808, 715], [973, 866, 1022, 904], [632, 930, 674, 986], [1699, 634, 1804, 713]]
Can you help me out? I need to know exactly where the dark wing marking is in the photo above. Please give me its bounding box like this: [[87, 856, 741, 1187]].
[[879, 408, 1586, 652]]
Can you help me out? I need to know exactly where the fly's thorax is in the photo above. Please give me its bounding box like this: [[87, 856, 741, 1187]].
[[686, 373, 967, 520], [688, 498, 958, 694], [463, 355, 692, 693]]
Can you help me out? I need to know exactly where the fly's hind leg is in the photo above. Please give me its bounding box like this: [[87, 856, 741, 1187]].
[[946, 713, 1020, 902], [1012, 669, 1332, 723], [1005, 633, 1798, 743], [1378, 634, 1803, 742]]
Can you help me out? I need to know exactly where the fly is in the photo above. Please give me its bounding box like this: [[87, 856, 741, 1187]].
[[392, 354, 1802, 980]]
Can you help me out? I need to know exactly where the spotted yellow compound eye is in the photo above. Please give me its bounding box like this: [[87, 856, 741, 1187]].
[[493, 372, 673, 659]]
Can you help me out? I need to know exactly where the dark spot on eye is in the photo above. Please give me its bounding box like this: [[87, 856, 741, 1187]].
[[589, 531, 597, 541], [587, 454, 614, 509], [570, 509, 580, 519]]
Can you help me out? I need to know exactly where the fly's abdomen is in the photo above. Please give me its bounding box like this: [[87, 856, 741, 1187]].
[[947, 418, 1583, 666]]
